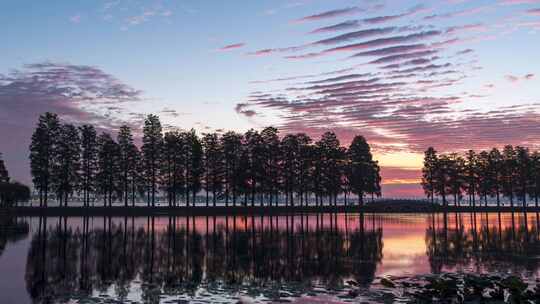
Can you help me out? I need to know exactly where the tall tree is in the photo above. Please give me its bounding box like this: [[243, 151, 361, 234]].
[[347, 135, 375, 206], [30, 112, 61, 207], [296, 133, 313, 206], [260, 127, 280, 206], [117, 125, 138, 207], [79, 125, 98, 207], [244, 129, 264, 206], [476, 151, 492, 206], [161, 131, 180, 207], [96, 133, 120, 206], [141, 114, 163, 207], [433, 154, 452, 206], [515, 146, 531, 207], [528, 151, 540, 207], [0, 153, 9, 183], [488, 148, 503, 206], [464, 150, 478, 207], [281, 134, 300, 206], [186, 130, 203, 206], [422, 147, 438, 204], [502, 145, 517, 207], [220, 131, 243, 206], [366, 160, 382, 202], [316, 132, 343, 206], [51, 124, 81, 206], [446, 153, 465, 206], [202, 133, 223, 206]]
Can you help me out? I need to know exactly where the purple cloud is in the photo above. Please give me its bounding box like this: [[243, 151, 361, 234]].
[[309, 20, 361, 34], [294, 7, 364, 23], [0, 62, 143, 183]]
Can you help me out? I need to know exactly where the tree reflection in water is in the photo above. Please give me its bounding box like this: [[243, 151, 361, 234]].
[[426, 212, 540, 275], [23, 213, 383, 303], [0, 215, 29, 257]]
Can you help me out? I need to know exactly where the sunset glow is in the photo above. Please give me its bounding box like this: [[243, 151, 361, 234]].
[[1, 1, 539, 197]]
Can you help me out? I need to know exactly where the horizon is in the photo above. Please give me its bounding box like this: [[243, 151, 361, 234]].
[[1, 0, 540, 198]]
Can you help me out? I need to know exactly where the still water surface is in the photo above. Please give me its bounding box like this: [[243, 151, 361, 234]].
[[1, 212, 540, 303]]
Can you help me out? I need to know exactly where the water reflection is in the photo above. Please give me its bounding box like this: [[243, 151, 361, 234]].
[[427, 212, 540, 275], [3, 212, 540, 303], [0, 215, 29, 257], [22, 214, 383, 303]]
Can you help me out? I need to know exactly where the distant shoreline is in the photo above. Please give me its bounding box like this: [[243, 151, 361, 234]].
[[3, 204, 540, 216]]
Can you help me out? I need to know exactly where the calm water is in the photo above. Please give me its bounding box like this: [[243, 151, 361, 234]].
[[1, 212, 540, 303]]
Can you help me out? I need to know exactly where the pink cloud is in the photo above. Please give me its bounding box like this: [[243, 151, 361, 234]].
[[218, 43, 245, 51], [527, 8, 540, 15]]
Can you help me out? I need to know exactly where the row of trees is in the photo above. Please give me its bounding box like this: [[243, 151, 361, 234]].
[[29, 112, 381, 207], [0, 153, 31, 206], [422, 146, 540, 207]]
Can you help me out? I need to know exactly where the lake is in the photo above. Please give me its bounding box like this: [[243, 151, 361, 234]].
[[1, 212, 540, 303]]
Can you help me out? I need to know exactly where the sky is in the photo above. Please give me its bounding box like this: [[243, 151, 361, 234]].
[[0, 0, 539, 197]]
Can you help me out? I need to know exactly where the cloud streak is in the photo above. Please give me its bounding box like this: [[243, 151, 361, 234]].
[[218, 43, 245, 51], [294, 7, 364, 23]]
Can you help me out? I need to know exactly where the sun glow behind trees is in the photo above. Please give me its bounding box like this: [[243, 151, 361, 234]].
[[27, 112, 381, 207]]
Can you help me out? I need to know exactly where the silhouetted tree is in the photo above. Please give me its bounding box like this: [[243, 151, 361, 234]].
[[502, 145, 517, 207], [117, 125, 138, 207], [296, 134, 313, 206], [221, 131, 243, 206], [0, 153, 9, 183], [260, 127, 280, 205], [476, 151, 492, 206], [488, 148, 503, 206], [529, 151, 540, 207], [30, 112, 61, 207], [0, 182, 30, 207], [244, 129, 264, 206], [366, 160, 382, 202], [0, 155, 30, 207], [96, 133, 120, 206], [422, 147, 438, 204], [161, 131, 180, 207], [51, 124, 81, 206], [347, 135, 376, 206], [515, 146, 531, 207], [452, 154, 466, 205], [281, 134, 300, 206], [434, 154, 453, 206], [27, 112, 390, 209], [141, 115, 163, 206], [422, 145, 540, 207], [464, 150, 478, 207], [186, 130, 203, 206], [202, 133, 223, 206], [79, 125, 98, 207]]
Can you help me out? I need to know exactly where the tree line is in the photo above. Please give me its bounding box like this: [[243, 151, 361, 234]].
[[422, 146, 540, 207], [29, 112, 381, 207], [0, 153, 30, 206]]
